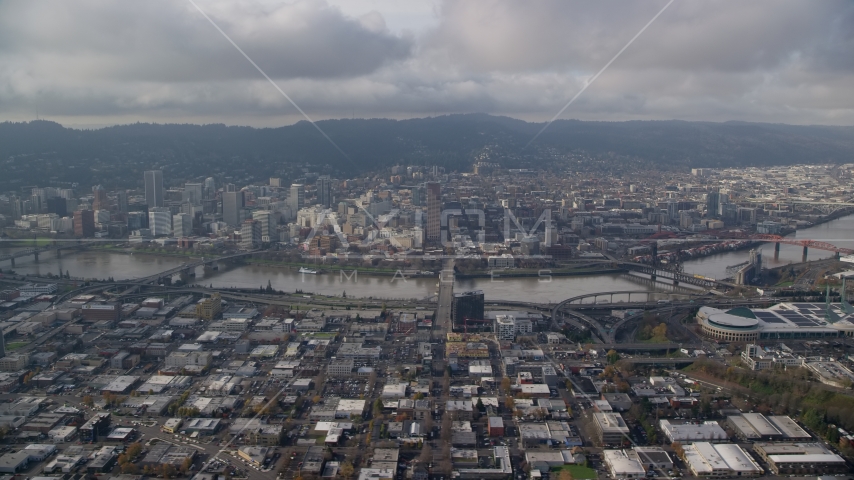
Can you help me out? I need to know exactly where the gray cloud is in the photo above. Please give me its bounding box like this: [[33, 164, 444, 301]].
[[0, 0, 852, 126]]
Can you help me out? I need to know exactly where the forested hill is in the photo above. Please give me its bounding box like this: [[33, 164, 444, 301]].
[[1, 114, 852, 190]]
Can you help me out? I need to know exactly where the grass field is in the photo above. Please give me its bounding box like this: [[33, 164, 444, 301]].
[[6, 341, 29, 351]]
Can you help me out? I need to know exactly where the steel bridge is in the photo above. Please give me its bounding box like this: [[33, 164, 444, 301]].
[[749, 234, 854, 256], [0, 242, 90, 266]]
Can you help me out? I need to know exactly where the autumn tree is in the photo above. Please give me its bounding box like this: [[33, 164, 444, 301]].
[[121, 463, 139, 475], [127, 442, 142, 459], [672, 442, 685, 459], [161, 464, 176, 479], [606, 349, 620, 365], [180, 457, 194, 474], [340, 461, 355, 479], [501, 377, 512, 395], [504, 397, 515, 411]]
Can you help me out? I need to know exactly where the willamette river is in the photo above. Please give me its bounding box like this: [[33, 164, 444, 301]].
[[2, 213, 851, 302], [681, 214, 854, 280]]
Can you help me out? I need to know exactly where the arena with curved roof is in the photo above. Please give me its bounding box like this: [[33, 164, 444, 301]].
[[696, 303, 854, 342]]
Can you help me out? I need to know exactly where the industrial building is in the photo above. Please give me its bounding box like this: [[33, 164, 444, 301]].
[[659, 420, 728, 443], [728, 414, 810, 441], [752, 442, 847, 475], [683, 442, 763, 477]]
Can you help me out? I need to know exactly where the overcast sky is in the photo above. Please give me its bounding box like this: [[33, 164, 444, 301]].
[[1, 0, 852, 128]]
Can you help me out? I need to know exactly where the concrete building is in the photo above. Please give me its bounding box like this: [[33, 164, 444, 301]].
[[173, 213, 193, 237], [660, 419, 728, 443], [252, 210, 277, 242], [603, 449, 646, 479], [222, 191, 244, 227], [195, 294, 222, 320], [592, 413, 631, 445], [240, 219, 261, 249], [316, 175, 332, 208], [327, 358, 354, 377], [165, 351, 212, 368], [148, 207, 172, 237], [144, 170, 164, 208], [753, 442, 847, 475], [183, 182, 203, 206], [495, 315, 516, 341], [289, 184, 305, 211], [683, 442, 762, 477], [425, 182, 440, 242]]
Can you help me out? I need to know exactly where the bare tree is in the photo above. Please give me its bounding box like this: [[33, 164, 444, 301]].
[[418, 442, 432, 464], [443, 368, 451, 396]]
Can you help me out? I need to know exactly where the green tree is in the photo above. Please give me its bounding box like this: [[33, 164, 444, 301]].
[[827, 426, 840, 444]]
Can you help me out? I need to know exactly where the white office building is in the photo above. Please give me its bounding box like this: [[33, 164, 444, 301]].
[[173, 213, 193, 237], [148, 208, 172, 237]]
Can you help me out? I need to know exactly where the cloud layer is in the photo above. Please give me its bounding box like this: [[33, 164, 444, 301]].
[[1, 0, 852, 127]]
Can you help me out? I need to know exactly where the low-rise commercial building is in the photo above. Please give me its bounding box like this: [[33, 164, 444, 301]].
[[592, 412, 631, 446], [603, 449, 646, 479], [327, 358, 355, 377], [683, 442, 762, 477], [659, 419, 728, 443], [753, 442, 847, 475]]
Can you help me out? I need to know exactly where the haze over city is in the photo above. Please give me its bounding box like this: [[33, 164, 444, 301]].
[[2, 3, 854, 480]]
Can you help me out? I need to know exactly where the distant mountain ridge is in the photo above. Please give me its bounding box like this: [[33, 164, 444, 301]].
[[1, 114, 852, 190]]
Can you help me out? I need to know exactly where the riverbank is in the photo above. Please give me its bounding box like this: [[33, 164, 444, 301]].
[[455, 267, 625, 279]]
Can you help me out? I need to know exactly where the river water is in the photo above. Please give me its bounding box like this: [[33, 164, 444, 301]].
[[0, 250, 679, 304], [681, 214, 854, 280], [3, 213, 851, 301]]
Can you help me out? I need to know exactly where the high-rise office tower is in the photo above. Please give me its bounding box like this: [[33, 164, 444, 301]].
[[412, 184, 425, 206], [290, 184, 304, 211], [144, 170, 164, 208], [240, 219, 262, 250], [252, 210, 276, 242], [222, 191, 245, 227], [148, 207, 172, 237], [183, 183, 203, 206], [92, 185, 108, 211], [666, 201, 679, 222], [10, 197, 23, 220], [73, 210, 95, 238], [706, 191, 721, 218], [203, 177, 216, 199], [173, 213, 193, 237], [29, 195, 42, 213], [426, 182, 441, 242], [116, 190, 128, 213], [47, 197, 67, 217], [316, 175, 332, 208]]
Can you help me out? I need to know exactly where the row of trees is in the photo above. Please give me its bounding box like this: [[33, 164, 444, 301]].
[[689, 359, 854, 444]]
